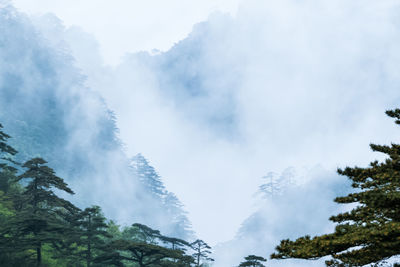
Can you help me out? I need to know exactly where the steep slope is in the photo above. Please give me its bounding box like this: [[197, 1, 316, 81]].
[[130, 154, 195, 240], [64, 2, 400, 244], [0, 2, 193, 240]]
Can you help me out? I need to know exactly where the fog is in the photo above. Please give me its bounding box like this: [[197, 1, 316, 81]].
[[6, 0, 400, 265], [0, 1, 193, 243], [57, 0, 400, 244], [12, 0, 241, 65]]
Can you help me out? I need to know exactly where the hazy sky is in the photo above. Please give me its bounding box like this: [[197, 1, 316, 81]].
[[11, 0, 400, 248], [12, 0, 240, 65]]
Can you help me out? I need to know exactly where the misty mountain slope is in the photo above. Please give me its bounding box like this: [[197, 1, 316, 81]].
[[130, 153, 195, 240], [122, 13, 241, 138], [213, 167, 351, 267], [0, 3, 194, 240], [11, 0, 400, 251], [100, 2, 400, 244], [120, 3, 400, 157], [0, 4, 119, 174]]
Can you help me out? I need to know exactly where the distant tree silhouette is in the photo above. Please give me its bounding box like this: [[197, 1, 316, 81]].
[[191, 239, 214, 266], [239, 255, 267, 267], [271, 109, 400, 266]]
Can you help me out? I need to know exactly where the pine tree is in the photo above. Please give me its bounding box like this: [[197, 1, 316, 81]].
[[122, 223, 163, 244], [0, 123, 18, 193], [160, 236, 190, 251], [238, 255, 267, 267], [100, 223, 194, 267], [0, 123, 29, 266], [258, 168, 296, 199], [164, 192, 195, 240], [130, 154, 194, 240], [71, 205, 111, 267], [259, 172, 281, 197], [12, 157, 79, 266], [191, 239, 214, 266], [271, 109, 400, 266], [106, 239, 186, 267], [130, 153, 166, 200], [99, 223, 192, 267], [0, 123, 17, 157], [159, 235, 194, 265]]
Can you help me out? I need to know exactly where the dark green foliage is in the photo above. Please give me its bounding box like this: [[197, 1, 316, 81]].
[[238, 255, 267, 267], [106, 220, 123, 241], [93, 251, 124, 267], [0, 119, 200, 267], [159, 236, 194, 266], [0, 122, 197, 267], [122, 223, 163, 244], [0, 123, 17, 156], [71, 206, 111, 267], [106, 239, 187, 267], [104, 223, 196, 267], [191, 239, 214, 266], [0, 123, 18, 193], [160, 235, 190, 251], [0, 7, 198, 266], [0, 123, 27, 266], [11, 157, 80, 266], [0, 167, 18, 194], [271, 109, 400, 266]]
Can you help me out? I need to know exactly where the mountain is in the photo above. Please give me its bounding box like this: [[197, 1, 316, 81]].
[[213, 167, 351, 267], [119, 13, 241, 138], [130, 154, 195, 240], [0, 2, 193, 240]]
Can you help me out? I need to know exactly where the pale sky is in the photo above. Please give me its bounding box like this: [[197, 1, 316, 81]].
[[12, 0, 240, 65], [10, 0, 400, 247]]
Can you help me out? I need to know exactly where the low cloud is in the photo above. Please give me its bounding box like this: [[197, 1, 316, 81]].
[[11, 0, 400, 253], [67, 0, 400, 245]]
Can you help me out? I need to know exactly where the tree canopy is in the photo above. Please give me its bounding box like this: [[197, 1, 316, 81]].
[[71, 205, 111, 267], [0, 123, 17, 156], [191, 239, 214, 266], [0, 122, 204, 266], [238, 255, 267, 267], [0, 87, 198, 265], [271, 109, 400, 266], [12, 157, 79, 266]]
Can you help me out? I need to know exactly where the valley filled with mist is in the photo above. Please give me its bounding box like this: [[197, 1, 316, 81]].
[[1, 0, 400, 266]]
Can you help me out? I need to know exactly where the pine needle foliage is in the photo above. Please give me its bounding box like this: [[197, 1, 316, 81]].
[[238, 255, 267, 267], [271, 109, 400, 266], [12, 157, 79, 266]]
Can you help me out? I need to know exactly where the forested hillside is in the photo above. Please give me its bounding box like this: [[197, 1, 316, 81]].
[[3, 1, 400, 266], [0, 123, 212, 266], [0, 3, 193, 240]]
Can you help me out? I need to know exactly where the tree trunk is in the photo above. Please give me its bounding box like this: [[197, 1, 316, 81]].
[[36, 242, 41, 267], [197, 247, 200, 267], [87, 242, 91, 267], [87, 240, 91, 267], [87, 213, 92, 267]]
